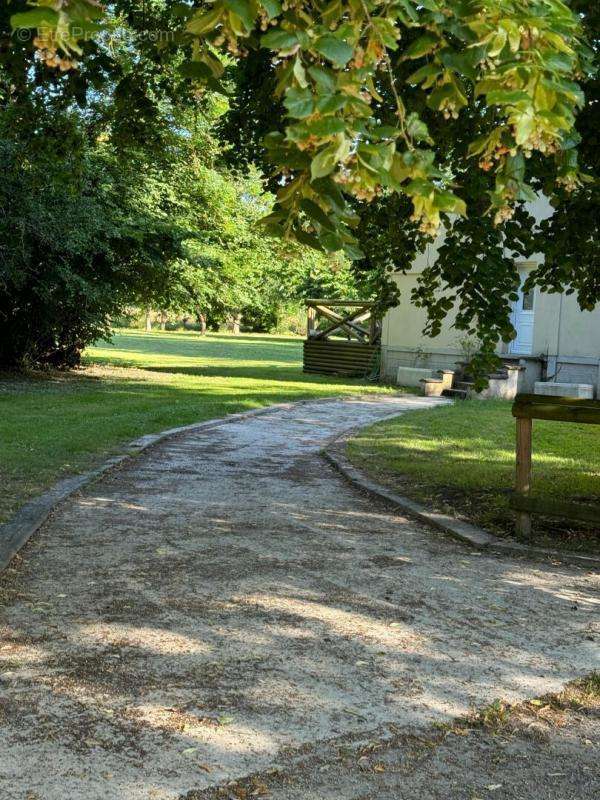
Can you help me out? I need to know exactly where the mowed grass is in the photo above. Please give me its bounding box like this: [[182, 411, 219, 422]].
[[347, 399, 600, 552], [0, 329, 393, 523]]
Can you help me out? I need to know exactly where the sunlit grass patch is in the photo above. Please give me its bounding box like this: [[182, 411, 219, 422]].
[[347, 399, 600, 552], [0, 329, 395, 523]]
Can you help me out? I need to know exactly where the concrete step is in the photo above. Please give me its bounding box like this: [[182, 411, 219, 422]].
[[442, 388, 471, 400]]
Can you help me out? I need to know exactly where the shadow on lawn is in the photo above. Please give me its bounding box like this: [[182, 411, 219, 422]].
[[98, 331, 304, 349], [133, 363, 376, 384]]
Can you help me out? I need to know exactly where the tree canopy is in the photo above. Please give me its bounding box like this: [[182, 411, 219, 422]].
[[216, 0, 598, 374], [3, 0, 598, 374], [12, 0, 591, 257], [0, 0, 359, 367]]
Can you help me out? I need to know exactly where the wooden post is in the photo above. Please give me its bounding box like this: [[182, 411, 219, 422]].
[[369, 310, 377, 345], [307, 304, 316, 337], [515, 416, 532, 536]]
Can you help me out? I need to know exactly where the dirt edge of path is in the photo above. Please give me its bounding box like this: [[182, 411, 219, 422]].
[[323, 434, 600, 571]]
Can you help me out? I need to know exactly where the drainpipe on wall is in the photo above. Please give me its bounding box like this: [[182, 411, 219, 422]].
[[545, 292, 564, 382], [556, 292, 564, 360]]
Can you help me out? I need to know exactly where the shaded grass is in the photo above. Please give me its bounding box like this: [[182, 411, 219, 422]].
[[0, 329, 394, 523], [347, 399, 600, 552]]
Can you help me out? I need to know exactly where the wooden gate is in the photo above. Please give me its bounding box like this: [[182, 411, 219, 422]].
[[303, 299, 381, 377]]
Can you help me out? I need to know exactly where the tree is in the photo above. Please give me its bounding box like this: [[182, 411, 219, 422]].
[[162, 161, 362, 332], [216, 2, 598, 374], [0, 102, 185, 368], [0, 1, 366, 366], [6, 0, 595, 374], [13, 0, 588, 256]]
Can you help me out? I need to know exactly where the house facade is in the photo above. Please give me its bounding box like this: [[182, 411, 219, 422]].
[[381, 198, 600, 396]]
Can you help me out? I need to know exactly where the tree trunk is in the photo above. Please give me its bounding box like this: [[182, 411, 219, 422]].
[[159, 310, 168, 330], [145, 308, 152, 332], [227, 313, 241, 335], [196, 310, 207, 335]]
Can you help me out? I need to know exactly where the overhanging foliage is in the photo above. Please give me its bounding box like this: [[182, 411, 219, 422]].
[[12, 0, 591, 261]]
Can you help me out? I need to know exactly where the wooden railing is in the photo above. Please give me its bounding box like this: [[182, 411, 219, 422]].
[[511, 393, 600, 535], [306, 299, 380, 345]]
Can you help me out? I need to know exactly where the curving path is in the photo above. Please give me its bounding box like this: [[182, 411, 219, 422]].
[[0, 396, 598, 800]]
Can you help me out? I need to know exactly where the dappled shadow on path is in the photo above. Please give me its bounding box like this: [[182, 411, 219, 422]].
[[0, 401, 598, 800]]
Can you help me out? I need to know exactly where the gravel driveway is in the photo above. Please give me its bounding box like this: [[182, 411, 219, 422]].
[[0, 395, 598, 800]]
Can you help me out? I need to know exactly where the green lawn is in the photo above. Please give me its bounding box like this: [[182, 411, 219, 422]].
[[0, 330, 393, 524], [347, 399, 600, 552]]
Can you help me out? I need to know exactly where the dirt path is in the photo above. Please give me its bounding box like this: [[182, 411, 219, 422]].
[[0, 396, 598, 800]]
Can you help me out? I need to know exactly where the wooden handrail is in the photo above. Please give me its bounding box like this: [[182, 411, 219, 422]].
[[511, 393, 600, 536], [512, 393, 600, 424]]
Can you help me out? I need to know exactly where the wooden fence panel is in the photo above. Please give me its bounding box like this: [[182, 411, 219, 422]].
[[303, 300, 381, 376]]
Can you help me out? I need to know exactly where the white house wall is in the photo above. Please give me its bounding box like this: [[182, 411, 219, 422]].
[[381, 196, 600, 393]]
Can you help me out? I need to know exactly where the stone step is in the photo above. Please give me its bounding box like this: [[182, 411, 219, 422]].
[[442, 388, 471, 400]]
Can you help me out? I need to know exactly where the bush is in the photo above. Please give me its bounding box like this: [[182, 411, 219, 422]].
[[0, 107, 182, 369]]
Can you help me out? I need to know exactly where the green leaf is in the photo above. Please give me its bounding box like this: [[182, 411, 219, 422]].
[[197, 49, 225, 78], [172, 3, 195, 19], [439, 49, 477, 81], [434, 190, 466, 215], [314, 35, 354, 67], [321, 0, 343, 27], [310, 145, 339, 179], [294, 228, 324, 250], [187, 6, 223, 35], [315, 94, 347, 114], [513, 112, 535, 145], [488, 29, 507, 58], [308, 66, 336, 92], [260, 0, 282, 19], [11, 8, 59, 28], [405, 178, 435, 197], [274, 58, 294, 96], [179, 61, 214, 80], [542, 52, 573, 73], [405, 33, 439, 59], [486, 89, 530, 106], [426, 82, 466, 111], [319, 231, 345, 251], [261, 28, 298, 50], [343, 241, 365, 261], [517, 183, 537, 202], [284, 87, 314, 118], [306, 117, 345, 136], [407, 63, 441, 86], [371, 17, 399, 50], [300, 199, 337, 231], [313, 179, 346, 213], [293, 58, 308, 88], [224, 0, 254, 32], [397, 0, 419, 23], [553, 78, 585, 108], [405, 112, 431, 143]]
